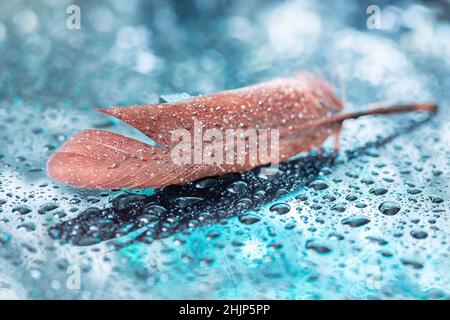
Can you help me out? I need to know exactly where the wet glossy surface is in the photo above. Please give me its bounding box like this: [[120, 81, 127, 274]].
[[0, 0, 449, 299]]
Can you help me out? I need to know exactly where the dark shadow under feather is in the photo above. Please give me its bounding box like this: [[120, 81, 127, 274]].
[[48, 114, 435, 248]]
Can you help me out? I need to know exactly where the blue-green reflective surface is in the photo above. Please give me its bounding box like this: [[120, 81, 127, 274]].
[[0, 0, 449, 299]]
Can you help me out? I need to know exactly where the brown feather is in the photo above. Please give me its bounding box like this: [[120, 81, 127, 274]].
[[47, 73, 437, 189]]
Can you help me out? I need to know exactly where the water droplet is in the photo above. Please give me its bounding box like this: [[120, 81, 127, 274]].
[[195, 178, 218, 189], [369, 187, 388, 196], [331, 204, 346, 212], [275, 189, 289, 197], [227, 181, 248, 194], [175, 197, 203, 208], [87, 196, 100, 204], [309, 179, 329, 191], [366, 236, 388, 245], [341, 215, 370, 228], [401, 258, 423, 269], [237, 198, 252, 209], [18, 222, 36, 232], [329, 232, 344, 241], [12, 205, 32, 215], [295, 194, 308, 201], [238, 214, 261, 225], [361, 178, 374, 185], [112, 194, 147, 210], [0, 232, 12, 244], [38, 203, 59, 215], [231, 240, 245, 247], [69, 198, 81, 204], [378, 201, 401, 216], [142, 204, 167, 215], [305, 240, 332, 254], [269, 203, 291, 215], [407, 188, 422, 195], [410, 230, 428, 239], [430, 196, 443, 204]]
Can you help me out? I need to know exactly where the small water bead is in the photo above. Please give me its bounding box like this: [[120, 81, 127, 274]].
[[405, 181, 416, 187], [400, 258, 424, 269], [366, 236, 388, 245], [328, 232, 344, 241], [269, 243, 283, 250], [0, 232, 12, 244], [269, 203, 291, 215], [257, 167, 280, 180], [78, 237, 101, 246], [87, 196, 100, 204], [345, 195, 358, 201], [38, 203, 59, 215], [331, 204, 346, 212], [69, 198, 81, 204], [341, 215, 371, 228], [207, 231, 221, 239], [295, 194, 308, 201], [107, 162, 120, 169], [142, 204, 167, 215], [379, 250, 393, 257], [364, 148, 380, 157], [238, 214, 261, 225], [197, 212, 212, 222], [275, 189, 289, 197], [305, 240, 332, 254], [407, 188, 422, 195], [12, 205, 32, 215], [361, 178, 375, 185], [345, 172, 359, 179], [53, 210, 67, 219], [309, 180, 329, 191], [18, 222, 36, 232], [253, 190, 266, 200], [175, 197, 203, 208], [320, 167, 333, 175], [378, 201, 401, 216], [112, 194, 147, 210], [425, 288, 448, 300], [195, 178, 218, 189], [323, 195, 336, 202], [285, 223, 296, 230], [410, 230, 428, 239], [369, 187, 388, 195], [430, 196, 443, 204], [237, 198, 253, 209], [349, 184, 360, 190], [231, 240, 245, 247], [227, 181, 248, 194]]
